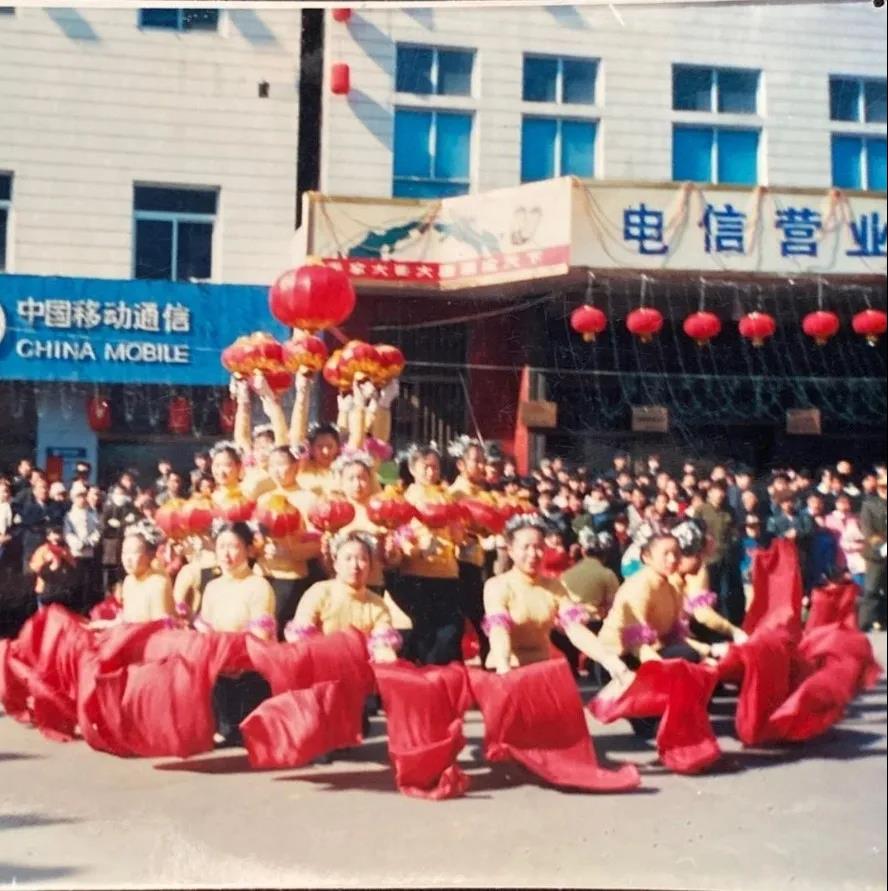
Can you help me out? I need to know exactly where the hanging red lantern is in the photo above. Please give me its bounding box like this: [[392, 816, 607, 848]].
[[683, 311, 722, 346], [86, 395, 112, 433], [168, 396, 192, 435], [219, 396, 237, 434], [269, 264, 356, 333], [178, 497, 215, 538], [155, 498, 189, 540], [331, 63, 351, 95], [626, 307, 664, 343], [802, 310, 840, 346], [255, 492, 304, 539], [366, 495, 417, 530], [852, 308, 887, 346], [739, 312, 777, 348], [570, 306, 608, 342], [308, 498, 356, 534], [332, 7, 352, 22]]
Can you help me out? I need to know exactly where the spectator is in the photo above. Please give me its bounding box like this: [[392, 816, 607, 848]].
[[49, 480, 70, 516], [71, 461, 92, 490], [561, 529, 620, 624], [858, 474, 887, 631], [29, 525, 78, 609], [64, 488, 102, 611], [649, 491, 674, 524], [157, 472, 184, 506], [19, 477, 62, 570], [626, 487, 648, 536], [768, 493, 813, 543], [155, 459, 174, 496], [728, 466, 754, 516], [605, 450, 630, 482], [0, 480, 14, 569], [664, 479, 687, 516], [189, 451, 212, 494], [697, 482, 743, 624], [101, 484, 139, 593], [86, 485, 103, 513], [739, 513, 770, 606], [826, 492, 867, 589], [803, 493, 840, 592]]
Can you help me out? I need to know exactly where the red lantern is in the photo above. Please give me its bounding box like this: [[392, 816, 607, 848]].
[[255, 492, 304, 539], [570, 306, 608, 342], [219, 397, 237, 434], [802, 310, 840, 346], [739, 312, 777, 347], [415, 502, 462, 530], [212, 489, 256, 524], [682, 311, 722, 346], [86, 395, 111, 433], [373, 344, 406, 385], [366, 495, 417, 530], [155, 498, 189, 540], [331, 63, 351, 95], [222, 332, 285, 376], [626, 307, 664, 343], [323, 350, 352, 392], [178, 497, 215, 538], [340, 340, 381, 382], [332, 7, 352, 22], [168, 396, 192, 435], [852, 309, 887, 346], [251, 369, 294, 396], [308, 498, 356, 533], [282, 332, 329, 375], [269, 264, 356, 333], [461, 499, 506, 535]]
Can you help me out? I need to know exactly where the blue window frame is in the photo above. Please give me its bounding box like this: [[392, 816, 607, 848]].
[[830, 76, 887, 124], [395, 45, 474, 97], [393, 109, 471, 198], [521, 117, 596, 182], [523, 55, 598, 105], [673, 65, 759, 114], [672, 125, 759, 185], [831, 135, 888, 191], [139, 9, 219, 31]]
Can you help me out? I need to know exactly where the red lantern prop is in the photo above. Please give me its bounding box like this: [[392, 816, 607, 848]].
[[682, 311, 722, 346], [168, 396, 192, 435], [86, 395, 111, 433], [372, 344, 407, 385], [340, 340, 381, 380], [570, 306, 608, 342], [852, 309, 887, 346], [282, 332, 329, 375], [415, 502, 463, 530], [802, 310, 840, 346], [269, 264, 356, 332], [366, 495, 417, 530], [322, 350, 350, 392], [332, 7, 352, 22], [308, 498, 356, 534], [222, 332, 285, 376], [331, 63, 351, 95], [461, 499, 506, 535], [178, 497, 215, 538], [739, 312, 777, 347], [626, 307, 664, 343], [155, 498, 189, 540], [255, 493, 304, 539], [212, 490, 256, 524], [250, 369, 294, 396]]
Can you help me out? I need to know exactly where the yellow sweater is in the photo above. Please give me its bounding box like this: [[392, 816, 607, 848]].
[[401, 482, 459, 579]]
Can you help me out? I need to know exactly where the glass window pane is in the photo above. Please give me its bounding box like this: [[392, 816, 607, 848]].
[[434, 112, 471, 180], [672, 126, 713, 182], [560, 119, 596, 178], [139, 8, 180, 29], [437, 50, 473, 97], [717, 69, 758, 114], [134, 186, 216, 214], [396, 46, 434, 95], [393, 180, 469, 199], [864, 79, 887, 124], [866, 138, 887, 192], [176, 221, 213, 281], [562, 59, 597, 104], [717, 128, 758, 185], [523, 56, 558, 103], [393, 109, 432, 178], [134, 219, 173, 280], [0, 174, 10, 202], [521, 117, 558, 182], [831, 135, 862, 189], [0, 208, 8, 272], [673, 66, 713, 112], [183, 9, 218, 31], [830, 78, 861, 122]]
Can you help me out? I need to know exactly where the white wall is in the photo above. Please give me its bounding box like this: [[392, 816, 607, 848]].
[[321, 3, 887, 197], [0, 7, 303, 285]]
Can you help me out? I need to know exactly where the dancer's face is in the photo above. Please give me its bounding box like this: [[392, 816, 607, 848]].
[[335, 541, 372, 588], [460, 446, 486, 485], [341, 463, 372, 502], [509, 527, 544, 577], [212, 452, 241, 487], [122, 537, 151, 578], [643, 537, 679, 578], [311, 434, 340, 469], [268, 451, 297, 488], [216, 531, 249, 573], [416, 454, 440, 486]]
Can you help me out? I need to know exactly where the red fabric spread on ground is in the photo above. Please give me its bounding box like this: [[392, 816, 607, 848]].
[[806, 583, 860, 631], [470, 660, 640, 792], [743, 538, 804, 637], [372, 661, 471, 800], [589, 659, 722, 774]]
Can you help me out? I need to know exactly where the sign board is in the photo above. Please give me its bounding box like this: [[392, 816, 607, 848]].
[[519, 400, 558, 429], [786, 408, 822, 435], [46, 446, 88, 484], [632, 405, 670, 433], [0, 275, 286, 386]]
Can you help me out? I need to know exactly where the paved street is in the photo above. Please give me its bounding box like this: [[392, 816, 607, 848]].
[[1, 635, 885, 891]]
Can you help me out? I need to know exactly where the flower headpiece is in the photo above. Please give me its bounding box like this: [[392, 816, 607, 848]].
[[503, 512, 551, 539], [210, 440, 244, 461], [670, 518, 706, 556], [333, 449, 376, 476], [329, 529, 378, 561], [578, 527, 614, 553]]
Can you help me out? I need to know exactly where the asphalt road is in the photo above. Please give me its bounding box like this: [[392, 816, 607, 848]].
[[1, 634, 885, 891]]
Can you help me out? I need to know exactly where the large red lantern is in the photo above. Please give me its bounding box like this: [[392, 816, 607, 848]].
[[331, 63, 351, 95], [86, 395, 111, 433], [155, 498, 189, 540], [626, 307, 664, 343], [308, 498, 356, 533], [852, 309, 887, 346], [168, 396, 192, 435], [682, 311, 722, 346], [366, 495, 417, 530], [739, 312, 777, 347], [282, 332, 329, 375], [178, 497, 215, 538], [219, 396, 237, 434], [570, 305, 608, 342], [802, 310, 840, 346], [269, 264, 356, 332], [255, 492, 303, 539]]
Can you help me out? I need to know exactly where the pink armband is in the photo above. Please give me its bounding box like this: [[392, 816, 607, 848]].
[[193, 615, 213, 633], [246, 615, 277, 636], [621, 623, 658, 650], [365, 437, 393, 463], [481, 612, 513, 635], [368, 627, 402, 656], [685, 591, 717, 612], [174, 601, 190, 619], [557, 603, 589, 630], [284, 622, 320, 643]]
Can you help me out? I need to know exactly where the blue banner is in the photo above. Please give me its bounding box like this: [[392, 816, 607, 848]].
[[0, 274, 288, 385]]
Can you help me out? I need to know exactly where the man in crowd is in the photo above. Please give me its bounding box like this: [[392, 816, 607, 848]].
[[859, 474, 887, 632]]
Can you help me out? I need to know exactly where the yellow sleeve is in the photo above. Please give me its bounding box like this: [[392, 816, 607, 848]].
[[482, 577, 512, 671], [370, 406, 392, 443], [289, 378, 311, 449], [234, 395, 252, 454], [292, 582, 327, 630], [248, 579, 277, 641]]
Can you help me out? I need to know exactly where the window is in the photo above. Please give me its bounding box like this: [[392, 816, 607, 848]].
[[395, 45, 474, 97], [673, 65, 759, 114], [0, 173, 11, 273], [133, 186, 217, 281], [672, 125, 759, 185], [523, 55, 597, 105], [139, 9, 219, 31], [831, 135, 887, 191], [830, 76, 887, 124], [521, 117, 596, 182], [393, 109, 471, 198]]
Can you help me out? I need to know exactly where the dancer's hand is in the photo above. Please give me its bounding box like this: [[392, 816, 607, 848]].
[[710, 642, 730, 659], [732, 628, 749, 644], [379, 378, 400, 409]]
